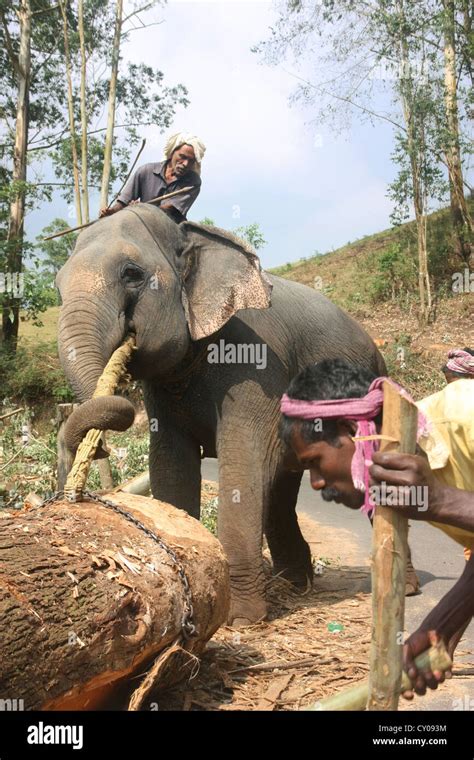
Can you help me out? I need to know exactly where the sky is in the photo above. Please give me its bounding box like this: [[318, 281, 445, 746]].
[[25, 0, 444, 269]]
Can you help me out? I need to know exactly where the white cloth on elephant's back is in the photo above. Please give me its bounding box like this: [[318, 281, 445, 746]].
[[163, 132, 206, 173]]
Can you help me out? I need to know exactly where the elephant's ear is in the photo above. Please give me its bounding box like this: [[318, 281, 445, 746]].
[[178, 221, 273, 340]]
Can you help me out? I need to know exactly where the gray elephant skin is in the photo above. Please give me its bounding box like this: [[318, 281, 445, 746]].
[[56, 205, 386, 625]]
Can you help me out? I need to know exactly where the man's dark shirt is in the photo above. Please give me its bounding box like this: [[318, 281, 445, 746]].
[[117, 160, 201, 219]]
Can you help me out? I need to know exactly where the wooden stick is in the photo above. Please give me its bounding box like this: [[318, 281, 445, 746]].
[[0, 407, 24, 421], [367, 381, 418, 710], [43, 186, 194, 240], [312, 642, 452, 711], [107, 137, 146, 208]]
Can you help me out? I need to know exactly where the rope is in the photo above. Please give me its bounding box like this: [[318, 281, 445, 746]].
[[64, 335, 136, 502]]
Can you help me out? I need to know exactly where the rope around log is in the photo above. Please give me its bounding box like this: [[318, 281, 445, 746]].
[[64, 335, 136, 502]]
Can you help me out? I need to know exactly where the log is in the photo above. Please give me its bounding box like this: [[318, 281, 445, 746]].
[[0, 490, 229, 710], [312, 642, 452, 711], [367, 381, 418, 710], [115, 470, 151, 496]]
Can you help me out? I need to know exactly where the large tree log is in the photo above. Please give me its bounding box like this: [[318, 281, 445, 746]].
[[0, 491, 229, 710]]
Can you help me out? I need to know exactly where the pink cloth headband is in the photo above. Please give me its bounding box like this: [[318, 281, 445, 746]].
[[446, 349, 474, 376], [280, 376, 429, 516]]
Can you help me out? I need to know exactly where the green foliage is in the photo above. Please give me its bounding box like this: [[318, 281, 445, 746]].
[[382, 337, 444, 399], [233, 222, 267, 251], [364, 243, 416, 304], [35, 219, 76, 274], [85, 430, 149, 492], [0, 341, 73, 404], [198, 217, 216, 226], [201, 495, 218, 535]]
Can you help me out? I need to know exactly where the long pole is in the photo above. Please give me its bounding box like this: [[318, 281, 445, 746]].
[[43, 186, 194, 241], [367, 381, 418, 710]]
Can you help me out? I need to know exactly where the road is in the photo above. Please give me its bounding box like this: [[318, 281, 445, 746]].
[[201, 458, 474, 710]]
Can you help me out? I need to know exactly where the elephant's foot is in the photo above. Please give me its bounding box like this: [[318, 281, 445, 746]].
[[227, 572, 267, 627], [228, 591, 267, 627], [271, 540, 314, 590], [272, 560, 313, 589]]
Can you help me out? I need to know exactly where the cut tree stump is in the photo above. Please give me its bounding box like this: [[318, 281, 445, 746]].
[[0, 491, 229, 710]]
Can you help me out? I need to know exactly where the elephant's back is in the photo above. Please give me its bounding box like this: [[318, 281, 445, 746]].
[[235, 274, 385, 376]]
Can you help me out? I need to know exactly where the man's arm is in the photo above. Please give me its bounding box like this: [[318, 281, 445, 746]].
[[99, 199, 127, 217], [369, 451, 474, 695], [402, 555, 474, 696], [369, 451, 474, 530], [163, 182, 200, 220], [100, 167, 143, 217]]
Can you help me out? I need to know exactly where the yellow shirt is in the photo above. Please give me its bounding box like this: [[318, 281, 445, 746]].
[[416, 379, 474, 549]]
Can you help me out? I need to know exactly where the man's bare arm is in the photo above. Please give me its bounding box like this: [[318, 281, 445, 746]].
[[99, 200, 127, 217], [369, 451, 474, 531]]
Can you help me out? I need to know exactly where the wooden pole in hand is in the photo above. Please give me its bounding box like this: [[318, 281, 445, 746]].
[[43, 186, 194, 241], [367, 381, 418, 710]]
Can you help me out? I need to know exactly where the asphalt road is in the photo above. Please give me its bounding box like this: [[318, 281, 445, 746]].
[[201, 458, 474, 711]]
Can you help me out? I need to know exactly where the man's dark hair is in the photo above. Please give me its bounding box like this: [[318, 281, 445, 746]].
[[280, 358, 380, 448], [442, 347, 474, 377]]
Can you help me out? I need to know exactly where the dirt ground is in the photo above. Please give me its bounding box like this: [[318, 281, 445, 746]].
[[155, 488, 474, 712], [156, 510, 378, 711]]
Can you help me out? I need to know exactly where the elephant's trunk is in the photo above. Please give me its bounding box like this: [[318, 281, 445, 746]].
[[64, 396, 136, 458], [58, 294, 135, 457]]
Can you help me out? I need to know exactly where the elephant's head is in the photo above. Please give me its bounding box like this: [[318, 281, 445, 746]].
[[56, 205, 272, 454]]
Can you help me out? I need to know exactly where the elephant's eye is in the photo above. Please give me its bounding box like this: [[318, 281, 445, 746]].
[[121, 263, 145, 285]]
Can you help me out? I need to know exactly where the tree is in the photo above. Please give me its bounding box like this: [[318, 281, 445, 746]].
[[233, 222, 267, 251], [0, 0, 189, 350], [199, 218, 268, 251], [1, 0, 32, 349], [442, 0, 473, 264], [36, 218, 76, 274], [99, 0, 122, 209], [253, 0, 472, 323]]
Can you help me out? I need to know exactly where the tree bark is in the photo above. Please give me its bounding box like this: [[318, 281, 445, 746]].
[[0, 491, 229, 710], [59, 0, 82, 226], [100, 0, 123, 209], [443, 0, 473, 265], [78, 0, 90, 223], [2, 0, 31, 350], [397, 0, 432, 324]]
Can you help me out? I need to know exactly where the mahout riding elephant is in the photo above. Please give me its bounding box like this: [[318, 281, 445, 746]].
[[56, 204, 386, 625]]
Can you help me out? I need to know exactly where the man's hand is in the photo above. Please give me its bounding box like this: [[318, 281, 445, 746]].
[[99, 201, 126, 218], [369, 451, 441, 517], [402, 630, 449, 699]]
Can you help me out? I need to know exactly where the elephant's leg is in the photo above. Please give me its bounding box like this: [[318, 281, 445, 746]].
[[265, 469, 313, 587], [217, 430, 269, 626], [149, 424, 201, 519]]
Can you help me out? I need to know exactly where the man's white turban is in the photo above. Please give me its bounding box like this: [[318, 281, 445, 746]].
[[163, 132, 206, 174]]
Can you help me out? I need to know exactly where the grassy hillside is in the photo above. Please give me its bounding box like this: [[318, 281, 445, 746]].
[[269, 202, 474, 398]]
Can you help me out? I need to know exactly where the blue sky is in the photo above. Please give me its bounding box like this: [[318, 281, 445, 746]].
[[25, 0, 455, 269]]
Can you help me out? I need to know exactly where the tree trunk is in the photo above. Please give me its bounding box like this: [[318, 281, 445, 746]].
[[443, 0, 473, 265], [100, 0, 123, 209], [397, 0, 432, 324], [78, 0, 89, 223], [0, 491, 229, 710], [59, 0, 82, 227], [1, 0, 31, 350]]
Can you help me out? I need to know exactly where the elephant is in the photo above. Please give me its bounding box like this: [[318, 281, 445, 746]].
[[55, 204, 386, 625]]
